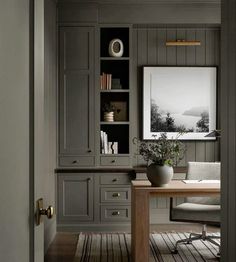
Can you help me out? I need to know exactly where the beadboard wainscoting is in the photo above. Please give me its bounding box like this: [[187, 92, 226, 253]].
[[131, 26, 220, 223]]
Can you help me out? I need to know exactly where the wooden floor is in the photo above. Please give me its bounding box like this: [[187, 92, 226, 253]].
[[45, 224, 220, 262]]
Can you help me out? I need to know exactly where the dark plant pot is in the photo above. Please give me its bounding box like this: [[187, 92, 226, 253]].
[[147, 164, 173, 187]]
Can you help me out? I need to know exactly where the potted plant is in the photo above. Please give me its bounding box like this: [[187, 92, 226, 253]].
[[134, 133, 185, 187], [102, 103, 116, 122]]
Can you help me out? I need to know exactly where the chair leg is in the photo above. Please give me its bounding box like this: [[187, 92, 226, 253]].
[[206, 236, 221, 247], [171, 226, 221, 255], [187, 232, 200, 243], [206, 237, 221, 257], [171, 234, 202, 254]]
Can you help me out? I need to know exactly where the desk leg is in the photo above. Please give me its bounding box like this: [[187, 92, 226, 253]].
[[131, 186, 150, 262]]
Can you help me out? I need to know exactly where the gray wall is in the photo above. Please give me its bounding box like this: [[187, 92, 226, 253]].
[[0, 1, 30, 261], [132, 26, 221, 168], [130, 26, 220, 222], [44, 0, 57, 252]]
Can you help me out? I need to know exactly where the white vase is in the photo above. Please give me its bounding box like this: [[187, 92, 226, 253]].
[[108, 39, 124, 57], [147, 164, 173, 187], [104, 111, 114, 122]]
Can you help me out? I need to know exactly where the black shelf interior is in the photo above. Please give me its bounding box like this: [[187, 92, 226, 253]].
[[101, 92, 129, 121], [100, 60, 129, 89], [100, 27, 129, 57], [101, 124, 129, 154]]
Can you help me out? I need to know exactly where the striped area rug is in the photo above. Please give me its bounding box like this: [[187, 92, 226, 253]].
[[74, 232, 220, 262]]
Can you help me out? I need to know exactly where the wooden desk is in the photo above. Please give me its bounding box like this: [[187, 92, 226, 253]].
[[131, 180, 221, 262]]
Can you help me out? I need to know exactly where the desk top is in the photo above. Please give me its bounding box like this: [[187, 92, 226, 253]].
[[131, 180, 220, 195]]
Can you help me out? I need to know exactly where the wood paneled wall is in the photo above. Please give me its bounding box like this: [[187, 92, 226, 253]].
[[131, 26, 220, 220], [131, 26, 221, 168]]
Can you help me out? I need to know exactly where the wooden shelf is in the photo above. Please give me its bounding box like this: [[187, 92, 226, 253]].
[[100, 121, 130, 125], [100, 27, 130, 160], [100, 89, 129, 93], [100, 57, 130, 60]]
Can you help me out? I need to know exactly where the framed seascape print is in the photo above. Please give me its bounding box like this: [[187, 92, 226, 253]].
[[143, 66, 217, 140]]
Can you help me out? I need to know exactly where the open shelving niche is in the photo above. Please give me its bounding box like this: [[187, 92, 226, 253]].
[[99, 26, 131, 157]]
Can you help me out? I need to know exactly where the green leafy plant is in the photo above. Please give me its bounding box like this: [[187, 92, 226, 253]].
[[133, 133, 186, 167], [102, 103, 116, 113]]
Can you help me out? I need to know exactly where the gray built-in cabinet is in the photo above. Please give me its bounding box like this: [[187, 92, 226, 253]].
[[57, 21, 220, 229], [57, 172, 133, 231], [59, 27, 95, 167]]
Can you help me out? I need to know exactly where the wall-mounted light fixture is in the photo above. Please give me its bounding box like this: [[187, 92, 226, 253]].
[[166, 40, 201, 46]]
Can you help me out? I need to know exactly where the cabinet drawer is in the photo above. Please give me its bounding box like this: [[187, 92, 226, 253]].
[[59, 156, 95, 167], [100, 156, 130, 166], [101, 187, 131, 203], [101, 206, 130, 222], [100, 173, 131, 185]]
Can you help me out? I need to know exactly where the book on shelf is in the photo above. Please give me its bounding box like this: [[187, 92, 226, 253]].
[[108, 141, 118, 154], [100, 72, 112, 90], [104, 132, 108, 154], [100, 130, 118, 154], [100, 130, 108, 154], [100, 130, 105, 154]]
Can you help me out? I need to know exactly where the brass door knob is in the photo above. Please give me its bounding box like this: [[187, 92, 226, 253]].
[[36, 198, 54, 226], [40, 206, 54, 219]]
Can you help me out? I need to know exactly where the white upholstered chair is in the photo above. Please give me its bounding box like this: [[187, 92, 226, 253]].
[[170, 162, 221, 254]]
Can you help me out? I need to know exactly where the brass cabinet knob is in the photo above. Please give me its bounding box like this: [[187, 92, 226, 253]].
[[40, 206, 54, 219], [112, 211, 120, 216], [112, 178, 118, 182], [72, 160, 78, 164], [112, 193, 121, 197], [111, 159, 116, 163], [88, 149, 92, 153]]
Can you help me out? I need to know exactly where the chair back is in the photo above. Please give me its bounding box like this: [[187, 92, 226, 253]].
[[186, 162, 221, 205]]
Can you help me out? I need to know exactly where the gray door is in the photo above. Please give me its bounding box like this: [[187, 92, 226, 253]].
[[59, 27, 95, 155], [34, 0, 57, 261], [34, 1, 45, 261]]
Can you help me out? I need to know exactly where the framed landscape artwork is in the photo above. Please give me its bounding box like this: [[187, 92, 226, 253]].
[[143, 66, 217, 140]]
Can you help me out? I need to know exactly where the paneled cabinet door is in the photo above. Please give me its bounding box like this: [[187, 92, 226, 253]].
[[57, 174, 94, 222], [59, 27, 95, 155]]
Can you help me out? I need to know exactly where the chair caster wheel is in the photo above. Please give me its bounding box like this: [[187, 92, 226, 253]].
[[171, 249, 178, 254]]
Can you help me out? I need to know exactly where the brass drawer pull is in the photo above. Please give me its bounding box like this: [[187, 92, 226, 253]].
[[112, 211, 120, 216], [112, 178, 117, 182], [72, 160, 78, 164], [111, 159, 116, 163], [112, 193, 121, 197], [88, 149, 92, 153]]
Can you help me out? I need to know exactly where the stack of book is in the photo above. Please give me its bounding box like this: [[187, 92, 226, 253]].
[[100, 130, 118, 154], [100, 73, 112, 90]]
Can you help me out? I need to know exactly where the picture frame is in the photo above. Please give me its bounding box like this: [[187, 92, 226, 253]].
[[143, 66, 217, 140], [110, 101, 128, 121]]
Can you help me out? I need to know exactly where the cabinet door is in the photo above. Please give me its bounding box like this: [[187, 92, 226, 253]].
[[59, 27, 94, 155], [58, 174, 94, 222]]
